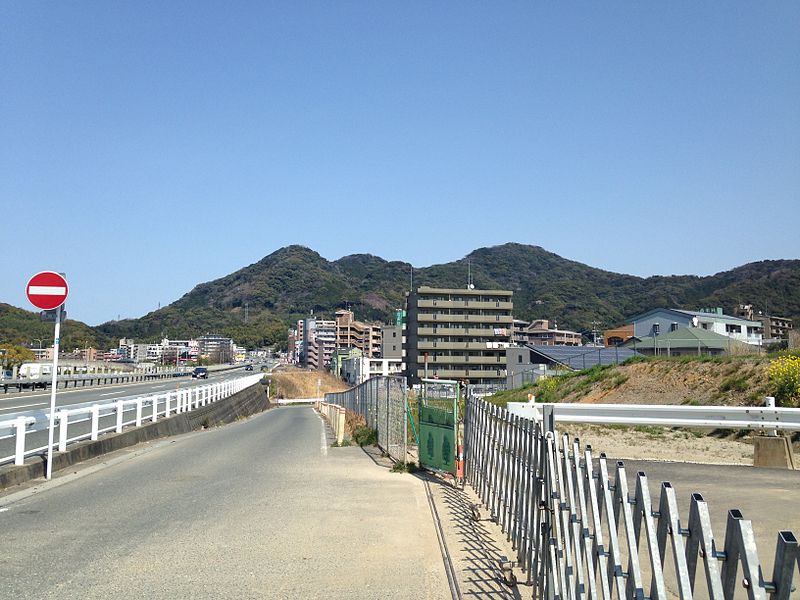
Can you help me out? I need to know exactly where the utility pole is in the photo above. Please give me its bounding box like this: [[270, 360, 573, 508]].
[[591, 321, 602, 346]]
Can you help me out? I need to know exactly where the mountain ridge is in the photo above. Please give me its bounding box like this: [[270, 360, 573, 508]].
[[2, 243, 798, 349]]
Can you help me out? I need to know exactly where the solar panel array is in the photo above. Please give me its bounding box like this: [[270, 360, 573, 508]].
[[528, 345, 639, 370]]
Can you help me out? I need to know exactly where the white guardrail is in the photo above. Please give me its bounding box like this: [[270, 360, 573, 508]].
[[0, 373, 265, 467], [508, 398, 800, 432]]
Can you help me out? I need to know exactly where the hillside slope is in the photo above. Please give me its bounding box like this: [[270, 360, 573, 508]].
[[97, 243, 800, 344], [492, 356, 784, 408], [0, 303, 114, 350]]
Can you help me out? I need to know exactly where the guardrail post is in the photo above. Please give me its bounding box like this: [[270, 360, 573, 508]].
[[765, 396, 778, 437], [90, 405, 100, 441], [135, 399, 142, 427], [14, 416, 27, 465], [152, 395, 158, 423], [58, 411, 69, 451], [164, 393, 171, 417], [116, 400, 124, 433]]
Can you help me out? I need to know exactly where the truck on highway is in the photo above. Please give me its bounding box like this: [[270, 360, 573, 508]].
[[18, 362, 53, 380]]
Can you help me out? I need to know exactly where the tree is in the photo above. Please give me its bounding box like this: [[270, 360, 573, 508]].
[[0, 344, 36, 370]]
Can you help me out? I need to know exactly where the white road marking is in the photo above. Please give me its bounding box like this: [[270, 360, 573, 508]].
[[317, 413, 328, 456], [99, 392, 119, 396], [0, 402, 49, 413], [0, 508, 8, 513]]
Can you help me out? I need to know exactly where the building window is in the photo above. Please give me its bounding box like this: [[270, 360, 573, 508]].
[[517, 354, 523, 364]]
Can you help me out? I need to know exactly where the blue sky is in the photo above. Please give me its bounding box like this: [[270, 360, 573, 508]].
[[2, 2, 798, 326]]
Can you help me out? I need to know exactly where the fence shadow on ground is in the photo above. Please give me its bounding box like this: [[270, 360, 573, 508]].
[[423, 473, 524, 600]]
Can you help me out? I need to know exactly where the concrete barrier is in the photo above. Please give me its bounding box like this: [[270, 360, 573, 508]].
[[316, 401, 346, 445], [753, 434, 797, 469], [0, 384, 269, 491]]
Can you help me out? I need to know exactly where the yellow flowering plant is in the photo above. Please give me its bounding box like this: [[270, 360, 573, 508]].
[[768, 355, 800, 407]]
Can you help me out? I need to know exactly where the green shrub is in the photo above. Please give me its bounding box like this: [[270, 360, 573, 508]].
[[352, 425, 378, 447]]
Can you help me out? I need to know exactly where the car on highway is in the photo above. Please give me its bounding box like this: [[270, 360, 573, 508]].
[[192, 367, 209, 379]]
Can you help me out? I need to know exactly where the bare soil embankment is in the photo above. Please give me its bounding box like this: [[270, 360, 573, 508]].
[[493, 357, 799, 466], [268, 366, 349, 399]]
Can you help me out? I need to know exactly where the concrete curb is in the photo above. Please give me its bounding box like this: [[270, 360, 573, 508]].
[[0, 384, 271, 491]]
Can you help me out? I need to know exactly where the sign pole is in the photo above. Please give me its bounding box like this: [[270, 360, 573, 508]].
[[45, 304, 62, 480]]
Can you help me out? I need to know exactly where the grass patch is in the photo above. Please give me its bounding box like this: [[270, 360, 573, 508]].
[[352, 425, 378, 447], [391, 461, 418, 473], [719, 374, 748, 393], [634, 425, 664, 436]]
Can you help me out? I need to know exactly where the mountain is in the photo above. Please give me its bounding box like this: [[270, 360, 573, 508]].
[[0, 303, 114, 351], [92, 243, 800, 347]]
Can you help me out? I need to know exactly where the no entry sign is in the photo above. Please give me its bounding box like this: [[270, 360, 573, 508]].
[[26, 271, 69, 310]]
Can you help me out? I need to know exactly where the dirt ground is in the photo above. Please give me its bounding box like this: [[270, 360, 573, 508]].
[[268, 367, 349, 399], [557, 422, 762, 465]]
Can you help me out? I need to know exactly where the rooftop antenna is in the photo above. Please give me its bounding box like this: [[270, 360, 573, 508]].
[[467, 259, 474, 290], [410, 264, 413, 292]]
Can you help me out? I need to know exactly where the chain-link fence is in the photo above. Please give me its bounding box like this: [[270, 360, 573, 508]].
[[325, 376, 408, 463], [463, 393, 799, 599]]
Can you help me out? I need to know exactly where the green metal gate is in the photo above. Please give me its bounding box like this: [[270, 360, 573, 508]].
[[417, 379, 459, 474]]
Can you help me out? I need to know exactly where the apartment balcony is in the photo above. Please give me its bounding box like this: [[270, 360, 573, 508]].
[[416, 314, 514, 324], [418, 341, 500, 351], [417, 327, 511, 337], [416, 354, 506, 365], [417, 299, 513, 311], [423, 368, 507, 379]]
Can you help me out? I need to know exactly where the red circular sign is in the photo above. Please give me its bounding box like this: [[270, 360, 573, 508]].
[[26, 271, 69, 310]]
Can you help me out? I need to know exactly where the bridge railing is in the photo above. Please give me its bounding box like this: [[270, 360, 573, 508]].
[[463, 395, 799, 600], [0, 373, 264, 467], [324, 376, 408, 462]]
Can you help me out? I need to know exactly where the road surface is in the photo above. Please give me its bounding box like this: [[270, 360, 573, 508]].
[[0, 406, 451, 600]]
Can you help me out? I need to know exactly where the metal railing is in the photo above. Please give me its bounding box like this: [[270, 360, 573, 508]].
[[324, 376, 408, 462], [463, 395, 799, 599], [0, 369, 191, 393], [509, 400, 800, 433], [0, 373, 264, 467]]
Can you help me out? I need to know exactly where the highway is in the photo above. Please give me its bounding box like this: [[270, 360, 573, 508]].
[[0, 406, 451, 600]]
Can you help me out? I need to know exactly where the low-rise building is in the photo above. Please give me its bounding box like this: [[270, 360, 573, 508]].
[[604, 324, 635, 347], [512, 319, 581, 346], [733, 304, 793, 342], [627, 307, 763, 346]]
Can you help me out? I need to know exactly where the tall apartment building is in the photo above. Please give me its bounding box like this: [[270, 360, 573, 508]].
[[335, 309, 382, 357], [404, 286, 513, 386], [301, 316, 336, 369]]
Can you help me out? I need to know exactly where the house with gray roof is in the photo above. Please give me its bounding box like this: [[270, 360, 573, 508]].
[[623, 327, 755, 356], [627, 307, 763, 346]]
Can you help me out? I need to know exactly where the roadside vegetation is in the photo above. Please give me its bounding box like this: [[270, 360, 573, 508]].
[[488, 352, 800, 408]]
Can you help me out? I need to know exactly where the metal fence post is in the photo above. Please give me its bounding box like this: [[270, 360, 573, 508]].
[[14, 416, 27, 465]]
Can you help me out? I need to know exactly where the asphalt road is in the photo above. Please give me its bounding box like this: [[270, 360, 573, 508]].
[[0, 406, 451, 600], [617, 458, 800, 572]]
